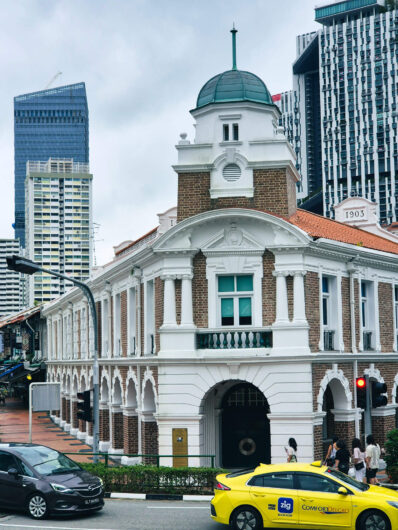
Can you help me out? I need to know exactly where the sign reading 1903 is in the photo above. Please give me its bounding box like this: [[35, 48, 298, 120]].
[[344, 208, 367, 221]]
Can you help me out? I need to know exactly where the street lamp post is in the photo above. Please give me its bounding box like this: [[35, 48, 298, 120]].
[[6, 255, 100, 463]]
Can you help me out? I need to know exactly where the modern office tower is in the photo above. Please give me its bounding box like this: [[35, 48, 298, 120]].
[[278, 1, 398, 222], [316, 0, 395, 222], [274, 32, 323, 209], [0, 239, 23, 316], [14, 83, 89, 247], [25, 158, 92, 305]]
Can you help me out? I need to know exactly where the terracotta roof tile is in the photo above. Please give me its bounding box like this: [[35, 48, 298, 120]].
[[288, 209, 398, 256]]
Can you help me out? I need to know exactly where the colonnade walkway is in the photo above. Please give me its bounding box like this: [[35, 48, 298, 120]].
[[0, 397, 94, 463]]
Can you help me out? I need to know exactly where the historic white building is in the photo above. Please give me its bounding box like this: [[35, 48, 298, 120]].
[[42, 33, 398, 468]]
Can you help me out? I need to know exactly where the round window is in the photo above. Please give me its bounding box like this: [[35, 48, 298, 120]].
[[222, 163, 241, 182]]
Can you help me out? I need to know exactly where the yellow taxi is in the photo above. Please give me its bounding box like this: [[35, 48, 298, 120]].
[[210, 462, 398, 529]]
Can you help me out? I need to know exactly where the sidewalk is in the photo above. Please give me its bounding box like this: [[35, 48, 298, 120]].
[[0, 397, 94, 463]]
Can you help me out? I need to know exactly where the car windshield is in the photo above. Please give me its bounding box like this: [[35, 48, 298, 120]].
[[325, 468, 369, 491], [12, 446, 81, 476]]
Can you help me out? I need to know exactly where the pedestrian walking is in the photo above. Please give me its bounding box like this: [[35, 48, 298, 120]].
[[286, 438, 297, 462], [324, 436, 338, 466], [335, 439, 350, 474], [352, 438, 366, 482], [365, 435, 381, 484]]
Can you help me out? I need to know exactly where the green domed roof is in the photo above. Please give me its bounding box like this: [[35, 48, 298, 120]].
[[196, 69, 273, 109]]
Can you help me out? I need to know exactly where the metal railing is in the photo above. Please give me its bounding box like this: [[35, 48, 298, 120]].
[[363, 331, 373, 351], [323, 330, 335, 351], [197, 329, 272, 349], [27, 159, 90, 174], [63, 452, 216, 468]]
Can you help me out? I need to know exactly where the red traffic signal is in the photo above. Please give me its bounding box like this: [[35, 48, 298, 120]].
[[356, 377, 366, 389]]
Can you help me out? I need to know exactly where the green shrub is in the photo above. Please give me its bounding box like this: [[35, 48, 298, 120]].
[[80, 463, 224, 495], [384, 429, 398, 482]]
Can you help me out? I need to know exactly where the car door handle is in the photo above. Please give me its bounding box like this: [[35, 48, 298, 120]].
[[252, 493, 266, 497], [301, 498, 313, 502]]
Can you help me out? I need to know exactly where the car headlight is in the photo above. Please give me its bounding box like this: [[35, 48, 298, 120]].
[[50, 483, 74, 494], [387, 501, 398, 509], [98, 477, 104, 487]]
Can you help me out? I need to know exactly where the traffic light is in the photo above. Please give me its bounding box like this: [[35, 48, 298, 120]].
[[77, 390, 91, 422], [356, 377, 367, 409], [372, 381, 388, 408]]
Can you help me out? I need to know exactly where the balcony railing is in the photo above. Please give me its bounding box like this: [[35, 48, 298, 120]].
[[363, 331, 373, 351], [196, 329, 272, 350], [323, 330, 335, 351]]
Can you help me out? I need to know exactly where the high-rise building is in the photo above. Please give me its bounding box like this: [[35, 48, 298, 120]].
[[277, 0, 398, 222], [14, 83, 89, 247], [0, 239, 23, 316], [273, 31, 323, 206], [25, 158, 93, 305]]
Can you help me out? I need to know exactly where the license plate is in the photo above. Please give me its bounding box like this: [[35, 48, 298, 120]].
[[85, 498, 100, 505]]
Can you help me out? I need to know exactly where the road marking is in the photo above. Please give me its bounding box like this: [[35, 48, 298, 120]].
[[146, 506, 208, 509], [0, 523, 116, 530]]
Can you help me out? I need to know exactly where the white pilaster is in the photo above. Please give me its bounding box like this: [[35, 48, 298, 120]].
[[180, 274, 194, 327], [293, 271, 307, 323], [161, 275, 177, 327], [336, 272, 344, 352], [373, 275, 381, 352], [273, 271, 289, 323]]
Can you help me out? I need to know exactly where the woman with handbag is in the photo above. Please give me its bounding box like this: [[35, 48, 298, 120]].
[[352, 438, 366, 482], [324, 436, 338, 466]]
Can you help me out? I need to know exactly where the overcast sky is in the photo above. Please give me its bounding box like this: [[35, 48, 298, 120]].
[[0, 0, 320, 265]]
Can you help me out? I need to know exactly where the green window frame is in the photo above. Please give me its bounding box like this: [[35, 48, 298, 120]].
[[218, 275, 253, 326]]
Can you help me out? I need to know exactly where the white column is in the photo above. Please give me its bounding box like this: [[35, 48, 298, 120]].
[[293, 271, 307, 323], [373, 275, 381, 352], [358, 274, 364, 352], [162, 275, 176, 327], [180, 274, 194, 327], [318, 270, 324, 351], [273, 271, 289, 323], [336, 272, 344, 352]]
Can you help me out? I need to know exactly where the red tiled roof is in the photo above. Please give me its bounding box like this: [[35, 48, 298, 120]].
[[288, 209, 398, 255]]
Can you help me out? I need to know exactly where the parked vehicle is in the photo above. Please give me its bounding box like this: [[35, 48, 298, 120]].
[[0, 443, 104, 519], [211, 461, 398, 530]]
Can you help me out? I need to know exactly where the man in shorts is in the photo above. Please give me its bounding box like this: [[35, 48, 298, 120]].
[[365, 434, 380, 484]]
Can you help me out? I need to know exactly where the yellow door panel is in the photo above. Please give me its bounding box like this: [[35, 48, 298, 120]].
[[298, 491, 352, 527]]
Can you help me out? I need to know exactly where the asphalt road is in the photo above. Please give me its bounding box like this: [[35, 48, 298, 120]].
[[0, 499, 222, 530]]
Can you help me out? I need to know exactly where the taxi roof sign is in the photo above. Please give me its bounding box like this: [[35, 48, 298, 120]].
[[311, 460, 323, 467]]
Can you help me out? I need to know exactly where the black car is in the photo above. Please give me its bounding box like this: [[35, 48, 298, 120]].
[[0, 443, 104, 519]]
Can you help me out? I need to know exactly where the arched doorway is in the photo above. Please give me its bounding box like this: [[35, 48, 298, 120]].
[[221, 383, 270, 467], [322, 386, 335, 456]]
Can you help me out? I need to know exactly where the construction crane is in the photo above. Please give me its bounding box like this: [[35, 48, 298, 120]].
[[44, 71, 62, 90]]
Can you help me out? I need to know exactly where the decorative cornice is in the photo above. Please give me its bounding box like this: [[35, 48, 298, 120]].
[[172, 164, 213, 174]]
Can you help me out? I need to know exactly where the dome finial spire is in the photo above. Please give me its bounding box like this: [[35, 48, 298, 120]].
[[230, 24, 237, 70]]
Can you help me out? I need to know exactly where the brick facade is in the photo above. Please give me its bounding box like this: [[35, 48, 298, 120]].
[[123, 415, 139, 454], [313, 425, 323, 461], [112, 411, 124, 449], [142, 421, 159, 464], [176, 168, 297, 223], [341, 277, 351, 352], [379, 282, 394, 352], [372, 414, 395, 446], [99, 409, 110, 442], [305, 272, 320, 352], [192, 252, 208, 327], [71, 401, 78, 429], [262, 251, 276, 326]]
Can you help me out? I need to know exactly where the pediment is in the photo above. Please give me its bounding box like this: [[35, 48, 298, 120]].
[[201, 222, 264, 255]]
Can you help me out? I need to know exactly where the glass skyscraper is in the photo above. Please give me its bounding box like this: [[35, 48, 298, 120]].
[[14, 83, 89, 246]]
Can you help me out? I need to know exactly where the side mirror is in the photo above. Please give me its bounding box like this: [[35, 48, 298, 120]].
[[338, 486, 348, 495], [7, 468, 19, 478]]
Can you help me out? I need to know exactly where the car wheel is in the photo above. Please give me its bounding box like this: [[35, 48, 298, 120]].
[[27, 494, 48, 519], [358, 509, 391, 530], [231, 506, 262, 530]]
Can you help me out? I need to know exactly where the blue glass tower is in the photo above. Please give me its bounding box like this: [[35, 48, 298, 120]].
[[14, 83, 89, 246]]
